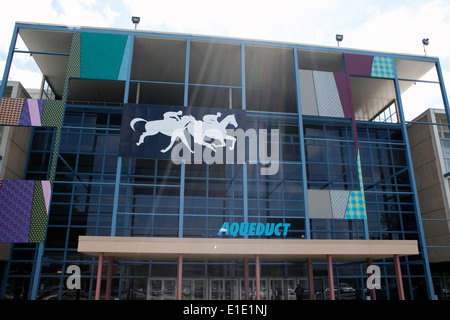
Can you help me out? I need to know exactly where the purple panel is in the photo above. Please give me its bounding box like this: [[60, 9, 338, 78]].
[[0, 180, 34, 242], [38, 99, 44, 120], [333, 73, 359, 149], [18, 99, 31, 126], [334, 73, 353, 119], [344, 54, 373, 77]]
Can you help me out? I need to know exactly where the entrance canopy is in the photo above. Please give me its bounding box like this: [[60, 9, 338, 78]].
[[78, 236, 418, 262]]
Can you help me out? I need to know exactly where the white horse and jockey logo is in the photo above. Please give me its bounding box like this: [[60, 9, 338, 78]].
[[130, 110, 238, 153]]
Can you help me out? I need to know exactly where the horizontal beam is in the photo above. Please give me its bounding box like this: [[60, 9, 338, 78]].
[[78, 236, 419, 262], [14, 50, 70, 56]]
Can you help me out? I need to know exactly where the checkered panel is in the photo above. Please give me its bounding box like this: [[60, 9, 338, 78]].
[[48, 127, 62, 186], [0, 180, 51, 243], [41, 99, 65, 127], [0, 180, 34, 242], [313, 71, 344, 118], [46, 32, 81, 184], [0, 98, 25, 125], [330, 190, 350, 219], [371, 56, 395, 78], [345, 190, 367, 219], [63, 32, 81, 100], [28, 181, 49, 243], [345, 151, 367, 219]]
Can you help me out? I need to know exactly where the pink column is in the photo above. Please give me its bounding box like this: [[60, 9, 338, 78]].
[[244, 258, 249, 300], [366, 258, 376, 300], [105, 256, 113, 300], [255, 255, 261, 300], [327, 255, 335, 300], [394, 255, 405, 300], [95, 252, 103, 300], [177, 254, 183, 300], [307, 258, 315, 300]]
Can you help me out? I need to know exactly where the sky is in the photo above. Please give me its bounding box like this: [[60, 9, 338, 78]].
[[0, 0, 449, 120]]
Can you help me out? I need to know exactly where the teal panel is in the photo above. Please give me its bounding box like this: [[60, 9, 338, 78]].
[[81, 32, 128, 80], [371, 56, 395, 78], [345, 151, 367, 219]]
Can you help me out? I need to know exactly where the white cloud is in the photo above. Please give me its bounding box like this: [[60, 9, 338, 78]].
[[0, 0, 122, 88], [341, 0, 450, 57], [0, 0, 449, 116]]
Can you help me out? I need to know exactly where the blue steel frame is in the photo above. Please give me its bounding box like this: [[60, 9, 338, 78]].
[[392, 74, 435, 299], [1, 22, 449, 300]]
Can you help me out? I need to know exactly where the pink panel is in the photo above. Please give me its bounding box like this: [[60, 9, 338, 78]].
[[27, 99, 42, 126], [344, 54, 373, 76], [41, 180, 51, 214]]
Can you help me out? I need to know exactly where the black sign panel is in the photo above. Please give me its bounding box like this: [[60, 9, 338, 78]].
[[119, 104, 246, 159]]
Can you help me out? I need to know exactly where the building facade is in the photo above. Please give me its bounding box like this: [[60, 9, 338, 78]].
[[409, 108, 450, 299], [0, 22, 449, 300]]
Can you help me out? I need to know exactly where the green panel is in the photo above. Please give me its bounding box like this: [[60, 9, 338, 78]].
[[41, 100, 65, 127], [81, 32, 128, 80], [63, 32, 81, 100], [28, 181, 48, 243]]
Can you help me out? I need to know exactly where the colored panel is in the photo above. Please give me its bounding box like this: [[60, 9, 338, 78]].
[[345, 190, 366, 219], [48, 127, 62, 184], [333, 73, 354, 119], [41, 180, 51, 214], [62, 32, 81, 101], [298, 69, 318, 116], [41, 100, 65, 127], [27, 99, 42, 126], [18, 99, 31, 126], [117, 35, 133, 81], [81, 32, 128, 80], [0, 98, 25, 125], [330, 190, 350, 219], [308, 189, 332, 219], [371, 56, 395, 78], [344, 54, 373, 77], [28, 181, 48, 243], [313, 71, 344, 118], [345, 151, 367, 219], [0, 180, 34, 243]]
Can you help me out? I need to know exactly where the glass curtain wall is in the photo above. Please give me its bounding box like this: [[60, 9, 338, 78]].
[[1, 34, 436, 300]]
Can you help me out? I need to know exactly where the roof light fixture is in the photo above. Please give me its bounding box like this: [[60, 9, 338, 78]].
[[336, 34, 344, 47], [422, 38, 429, 55], [132, 16, 140, 30]]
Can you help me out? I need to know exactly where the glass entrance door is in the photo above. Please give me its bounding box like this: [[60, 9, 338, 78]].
[[239, 279, 267, 300], [147, 279, 176, 300], [269, 279, 284, 300], [182, 279, 207, 300], [210, 279, 237, 300]]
